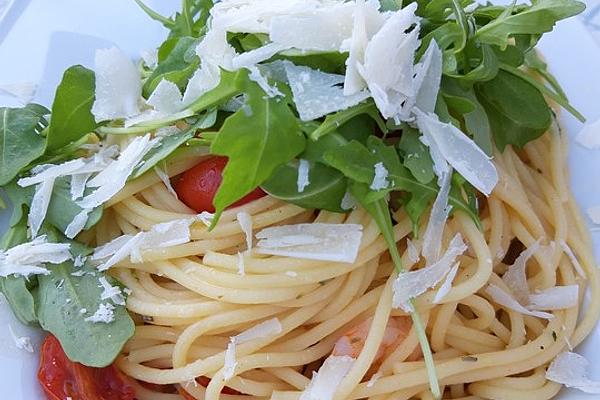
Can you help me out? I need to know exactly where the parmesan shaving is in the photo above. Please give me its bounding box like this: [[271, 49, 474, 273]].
[[360, 3, 420, 118], [140, 48, 158, 68], [28, 178, 55, 238], [64, 208, 92, 239], [421, 170, 452, 264], [154, 166, 178, 199], [404, 39, 443, 118], [231, 43, 289, 70], [559, 240, 586, 278], [79, 134, 159, 209], [237, 252, 245, 276], [300, 355, 355, 400], [256, 223, 363, 263], [147, 79, 183, 113], [415, 109, 498, 195], [502, 240, 541, 304], [223, 339, 237, 380], [484, 285, 554, 319], [237, 212, 253, 251], [340, 191, 357, 211], [197, 211, 214, 227], [283, 61, 369, 121], [297, 159, 311, 193], [433, 262, 460, 303], [393, 233, 467, 312], [91, 47, 142, 122], [0, 236, 71, 278], [70, 173, 92, 200], [406, 239, 420, 264], [527, 285, 579, 311], [546, 352, 600, 394], [18, 159, 86, 187]]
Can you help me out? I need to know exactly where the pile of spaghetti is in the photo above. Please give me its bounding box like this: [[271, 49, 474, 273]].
[[1, 1, 599, 400]]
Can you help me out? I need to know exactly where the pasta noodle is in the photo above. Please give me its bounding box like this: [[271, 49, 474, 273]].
[[84, 123, 599, 399]]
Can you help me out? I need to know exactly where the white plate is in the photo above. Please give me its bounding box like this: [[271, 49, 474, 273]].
[[0, 1, 599, 399]]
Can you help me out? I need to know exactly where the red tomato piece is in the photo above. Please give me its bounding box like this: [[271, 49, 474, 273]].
[[38, 334, 135, 400], [174, 156, 266, 213]]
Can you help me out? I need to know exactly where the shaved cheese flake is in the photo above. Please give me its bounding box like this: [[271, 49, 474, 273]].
[[94, 235, 141, 271], [559, 240, 586, 278], [8, 325, 34, 353], [28, 178, 55, 238], [98, 276, 126, 306], [92, 234, 136, 261], [342, 0, 387, 95], [546, 352, 600, 394], [154, 166, 178, 199], [257, 234, 323, 248], [147, 79, 183, 113], [433, 262, 460, 303], [236, 212, 253, 251], [237, 252, 245, 276], [502, 240, 541, 304], [415, 109, 498, 195], [361, 3, 420, 118], [197, 211, 214, 227], [587, 205, 600, 224], [231, 43, 289, 70], [575, 118, 600, 150], [297, 159, 311, 193], [0, 262, 49, 279], [485, 285, 554, 319], [18, 159, 86, 187], [419, 133, 451, 181], [235, 318, 282, 344], [270, 2, 355, 52], [223, 339, 237, 380], [283, 61, 369, 121], [70, 173, 92, 200], [79, 134, 159, 209], [65, 208, 92, 239], [528, 285, 579, 311], [370, 162, 389, 191], [406, 238, 420, 264], [0, 82, 37, 104], [140, 49, 158, 68], [91, 47, 141, 122], [405, 39, 443, 117], [256, 223, 363, 263], [393, 233, 467, 312], [84, 303, 115, 324], [182, 63, 222, 106], [421, 170, 452, 264], [196, 28, 236, 69], [300, 355, 355, 400]]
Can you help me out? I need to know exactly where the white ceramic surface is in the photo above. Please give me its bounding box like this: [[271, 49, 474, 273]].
[[0, 1, 599, 399]]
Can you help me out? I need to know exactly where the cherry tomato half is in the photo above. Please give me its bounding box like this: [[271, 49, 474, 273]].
[[38, 335, 135, 400], [174, 156, 266, 213]]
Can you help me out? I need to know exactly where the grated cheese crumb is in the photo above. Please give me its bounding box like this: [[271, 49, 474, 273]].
[[98, 276, 126, 306], [369, 162, 389, 191], [84, 303, 115, 324]]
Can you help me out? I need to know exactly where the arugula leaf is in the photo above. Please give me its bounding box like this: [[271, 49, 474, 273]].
[[143, 36, 199, 96], [310, 101, 386, 141], [0, 217, 38, 325], [47, 66, 97, 152], [323, 140, 379, 184], [0, 104, 49, 185], [397, 127, 435, 185], [47, 178, 103, 234], [187, 69, 249, 114], [446, 43, 499, 82], [134, 0, 213, 38], [524, 50, 567, 99], [262, 162, 347, 213], [211, 81, 306, 220], [35, 261, 135, 367], [476, 70, 551, 150], [475, 0, 585, 49]]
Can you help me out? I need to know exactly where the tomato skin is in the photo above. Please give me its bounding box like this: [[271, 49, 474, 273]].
[[38, 335, 135, 400], [174, 156, 266, 213]]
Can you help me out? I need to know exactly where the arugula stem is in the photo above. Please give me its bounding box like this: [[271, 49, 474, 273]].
[[133, 0, 175, 27], [366, 198, 441, 399], [97, 109, 195, 136], [181, 0, 194, 36]]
